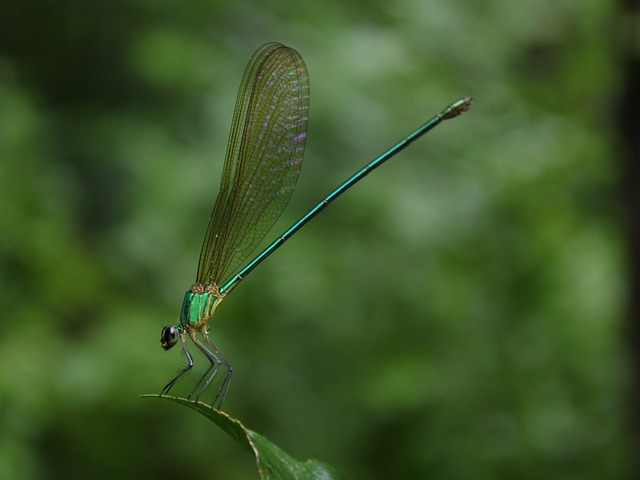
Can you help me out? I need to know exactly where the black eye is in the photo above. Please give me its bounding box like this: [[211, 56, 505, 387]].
[[160, 326, 180, 350]]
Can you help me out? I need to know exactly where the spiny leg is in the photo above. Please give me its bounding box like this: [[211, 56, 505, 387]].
[[185, 331, 232, 409], [187, 333, 224, 404], [161, 333, 193, 395], [200, 332, 233, 409]]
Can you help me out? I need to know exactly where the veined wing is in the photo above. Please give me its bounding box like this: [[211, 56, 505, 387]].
[[196, 43, 310, 286]]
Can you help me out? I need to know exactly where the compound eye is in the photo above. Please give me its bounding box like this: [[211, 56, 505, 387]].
[[160, 326, 180, 350]]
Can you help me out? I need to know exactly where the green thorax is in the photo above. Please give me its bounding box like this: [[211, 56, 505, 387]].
[[179, 290, 221, 327]]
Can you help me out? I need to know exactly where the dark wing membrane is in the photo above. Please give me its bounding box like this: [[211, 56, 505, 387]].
[[196, 43, 310, 286]]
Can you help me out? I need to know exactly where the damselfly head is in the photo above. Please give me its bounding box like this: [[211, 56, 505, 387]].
[[161, 325, 180, 350]]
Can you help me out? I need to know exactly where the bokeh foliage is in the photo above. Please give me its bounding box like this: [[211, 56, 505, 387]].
[[0, 0, 630, 479]]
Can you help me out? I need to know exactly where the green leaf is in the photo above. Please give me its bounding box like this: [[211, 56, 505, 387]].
[[141, 394, 342, 480]]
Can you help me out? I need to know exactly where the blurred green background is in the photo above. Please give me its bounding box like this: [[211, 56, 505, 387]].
[[0, 0, 634, 479]]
